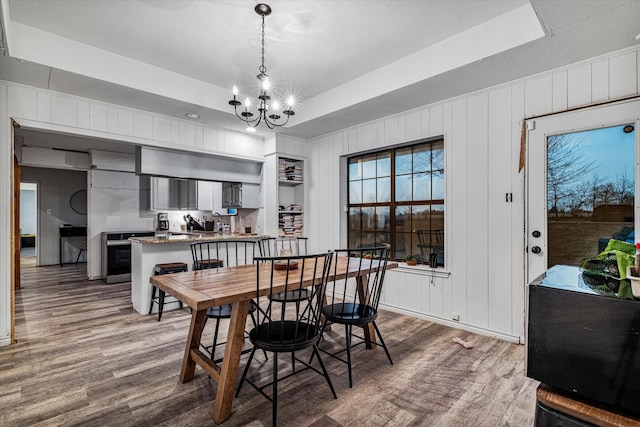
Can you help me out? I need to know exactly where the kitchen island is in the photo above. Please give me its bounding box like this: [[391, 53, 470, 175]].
[[129, 232, 267, 315]]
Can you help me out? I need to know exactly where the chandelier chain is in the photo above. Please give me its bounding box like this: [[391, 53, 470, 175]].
[[259, 14, 266, 75]]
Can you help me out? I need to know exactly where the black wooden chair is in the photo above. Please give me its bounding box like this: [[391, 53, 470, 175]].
[[317, 245, 393, 387], [190, 239, 261, 362], [235, 252, 337, 426]]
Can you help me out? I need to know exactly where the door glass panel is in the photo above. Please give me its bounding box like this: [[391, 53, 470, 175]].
[[547, 124, 635, 268]]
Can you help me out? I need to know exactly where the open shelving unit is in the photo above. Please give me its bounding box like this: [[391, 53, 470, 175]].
[[277, 157, 304, 237]]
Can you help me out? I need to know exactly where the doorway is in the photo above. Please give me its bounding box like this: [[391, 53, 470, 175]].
[[526, 99, 640, 283], [19, 182, 37, 261]]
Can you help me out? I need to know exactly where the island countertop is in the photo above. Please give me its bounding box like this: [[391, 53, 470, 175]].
[[129, 232, 269, 244]]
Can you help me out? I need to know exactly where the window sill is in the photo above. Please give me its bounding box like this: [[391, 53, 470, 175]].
[[395, 263, 451, 278]]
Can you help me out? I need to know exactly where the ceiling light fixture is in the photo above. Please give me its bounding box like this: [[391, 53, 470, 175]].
[[229, 4, 295, 129], [185, 113, 200, 119]]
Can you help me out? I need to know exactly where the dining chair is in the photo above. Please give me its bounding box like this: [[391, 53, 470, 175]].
[[235, 251, 337, 426], [190, 239, 262, 362], [317, 245, 393, 387]]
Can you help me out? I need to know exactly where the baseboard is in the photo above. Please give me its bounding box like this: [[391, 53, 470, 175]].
[[379, 303, 522, 344]]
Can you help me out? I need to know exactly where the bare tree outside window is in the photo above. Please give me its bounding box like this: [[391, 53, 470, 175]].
[[546, 125, 635, 267]]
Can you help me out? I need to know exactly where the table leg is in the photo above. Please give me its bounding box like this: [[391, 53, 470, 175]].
[[180, 308, 207, 383], [213, 299, 250, 424], [356, 275, 377, 349]]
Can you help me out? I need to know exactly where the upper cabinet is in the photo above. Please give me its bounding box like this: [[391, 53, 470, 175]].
[[277, 157, 304, 237], [142, 176, 197, 210], [222, 182, 260, 209]]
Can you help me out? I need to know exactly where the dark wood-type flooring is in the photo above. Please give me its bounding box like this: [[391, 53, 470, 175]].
[[0, 258, 538, 426]]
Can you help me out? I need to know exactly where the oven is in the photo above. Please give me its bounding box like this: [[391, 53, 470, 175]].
[[102, 231, 155, 283]]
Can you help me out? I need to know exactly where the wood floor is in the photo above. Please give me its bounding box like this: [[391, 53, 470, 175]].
[[1, 258, 539, 426]]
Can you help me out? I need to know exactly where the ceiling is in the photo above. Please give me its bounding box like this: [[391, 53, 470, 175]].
[[2, 0, 640, 148]]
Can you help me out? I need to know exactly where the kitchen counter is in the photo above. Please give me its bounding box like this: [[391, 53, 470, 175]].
[[129, 232, 270, 315], [129, 232, 266, 244]]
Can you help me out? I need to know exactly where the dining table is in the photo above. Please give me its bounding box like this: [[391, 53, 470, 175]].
[[149, 255, 397, 424]]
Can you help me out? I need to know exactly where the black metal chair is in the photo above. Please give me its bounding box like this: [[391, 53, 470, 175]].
[[317, 245, 393, 387], [258, 236, 312, 308], [235, 252, 337, 427], [190, 239, 261, 362]]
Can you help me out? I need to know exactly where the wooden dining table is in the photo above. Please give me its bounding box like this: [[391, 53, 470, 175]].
[[149, 255, 397, 424]]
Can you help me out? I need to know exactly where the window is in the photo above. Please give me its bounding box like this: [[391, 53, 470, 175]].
[[347, 139, 445, 266]]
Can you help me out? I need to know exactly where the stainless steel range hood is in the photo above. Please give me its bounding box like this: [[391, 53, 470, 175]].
[[135, 146, 262, 183]]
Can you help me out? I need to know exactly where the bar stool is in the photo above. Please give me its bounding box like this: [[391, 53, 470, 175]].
[[149, 262, 188, 321]]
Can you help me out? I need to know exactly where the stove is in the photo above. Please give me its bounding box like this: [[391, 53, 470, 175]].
[[102, 230, 155, 283]]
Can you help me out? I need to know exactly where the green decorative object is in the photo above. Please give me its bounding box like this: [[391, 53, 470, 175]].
[[580, 239, 634, 299]]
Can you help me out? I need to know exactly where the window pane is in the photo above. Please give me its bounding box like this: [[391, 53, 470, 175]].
[[394, 232, 411, 260], [376, 206, 390, 230], [362, 155, 377, 179], [432, 142, 444, 172], [348, 207, 361, 230], [348, 232, 360, 249], [413, 145, 429, 173], [395, 147, 412, 175], [378, 232, 390, 246], [361, 232, 376, 248], [411, 205, 429, 231], [348, 159, 362, 181], [414, 173, 430, 200], [349, 181, 362, 204], [395, 206, 411, 233], [377, 153, 391, 177], [395, 175, 412, 201], [362, 179, 377, 203], [377, 177, 390, 202], [362, 207, 375, 231], [432, 173, 445, 200], [432, 204, 445, 231]]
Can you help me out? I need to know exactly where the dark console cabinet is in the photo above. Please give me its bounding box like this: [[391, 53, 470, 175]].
[[527, 265, 640, 419]]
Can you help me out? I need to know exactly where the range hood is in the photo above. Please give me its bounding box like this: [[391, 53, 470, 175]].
[[135, 146, 262, 183]]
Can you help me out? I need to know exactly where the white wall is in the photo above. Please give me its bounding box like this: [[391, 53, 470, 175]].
[[19, 188, 36, 235], [0, 81, 265, 345], [2, 45, 640, 346], [307, 46, 640, 343], [21, 166, 87, 266]]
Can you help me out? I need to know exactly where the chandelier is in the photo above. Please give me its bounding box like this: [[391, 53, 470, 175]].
[[229, 3, 295, 129]]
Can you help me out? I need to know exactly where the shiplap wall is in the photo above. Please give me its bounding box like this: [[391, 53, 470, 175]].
[[0, 81, 265, 345], [306, 46, 640, 343]]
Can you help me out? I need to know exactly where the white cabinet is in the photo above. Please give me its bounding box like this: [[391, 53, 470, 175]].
[[197, 181, 214, 211], [222, 182, 260, 209], [147, 177, 197, 210], [277, 157, 304, 237]]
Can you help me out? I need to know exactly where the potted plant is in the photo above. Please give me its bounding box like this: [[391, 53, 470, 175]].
[[405, 254, 418, 266]]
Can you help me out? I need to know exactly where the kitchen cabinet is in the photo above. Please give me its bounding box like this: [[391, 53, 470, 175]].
[[222, 182, 260, 209], [146, 177, 197, 210], [197, 181, 214, 211]]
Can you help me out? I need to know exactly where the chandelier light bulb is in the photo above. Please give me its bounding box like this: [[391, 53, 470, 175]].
[[272, 101, 280, 111], [233, 85, 238, 96], [245, 98, 251, 108], [262, 79, 270, 91], [287, 96, 294, 107]]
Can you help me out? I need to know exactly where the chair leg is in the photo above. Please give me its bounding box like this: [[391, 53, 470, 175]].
[[249, 309, 268, 361], [75, 249, 83, 265], [345, 324, 353, 388], [157, 290, 165, 321], [235, 347, 257, 397], [211, 318, 222, 361], [272, 352, 278, 427], [373, 321, 393, 365], [312, 344, 337, 399], [149, 286, 157, 315]]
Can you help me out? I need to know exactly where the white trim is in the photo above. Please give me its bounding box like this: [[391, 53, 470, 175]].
[[380, 303, 522, 344]]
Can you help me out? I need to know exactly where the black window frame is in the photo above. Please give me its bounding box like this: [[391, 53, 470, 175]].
[[347, 138, 445, 266]]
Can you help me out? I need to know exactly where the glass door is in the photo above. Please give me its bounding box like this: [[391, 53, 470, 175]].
[[526, 100, 640, 284]]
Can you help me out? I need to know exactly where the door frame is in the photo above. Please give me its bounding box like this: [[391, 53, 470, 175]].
[[525, 98, 640, 284]]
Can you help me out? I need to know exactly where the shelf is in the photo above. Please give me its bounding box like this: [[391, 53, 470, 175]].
[[279, 210, 303, 214], [278, 179, 304, 186]]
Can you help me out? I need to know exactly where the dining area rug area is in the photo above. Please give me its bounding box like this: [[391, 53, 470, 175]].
[[1, 261, 538, 426]]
